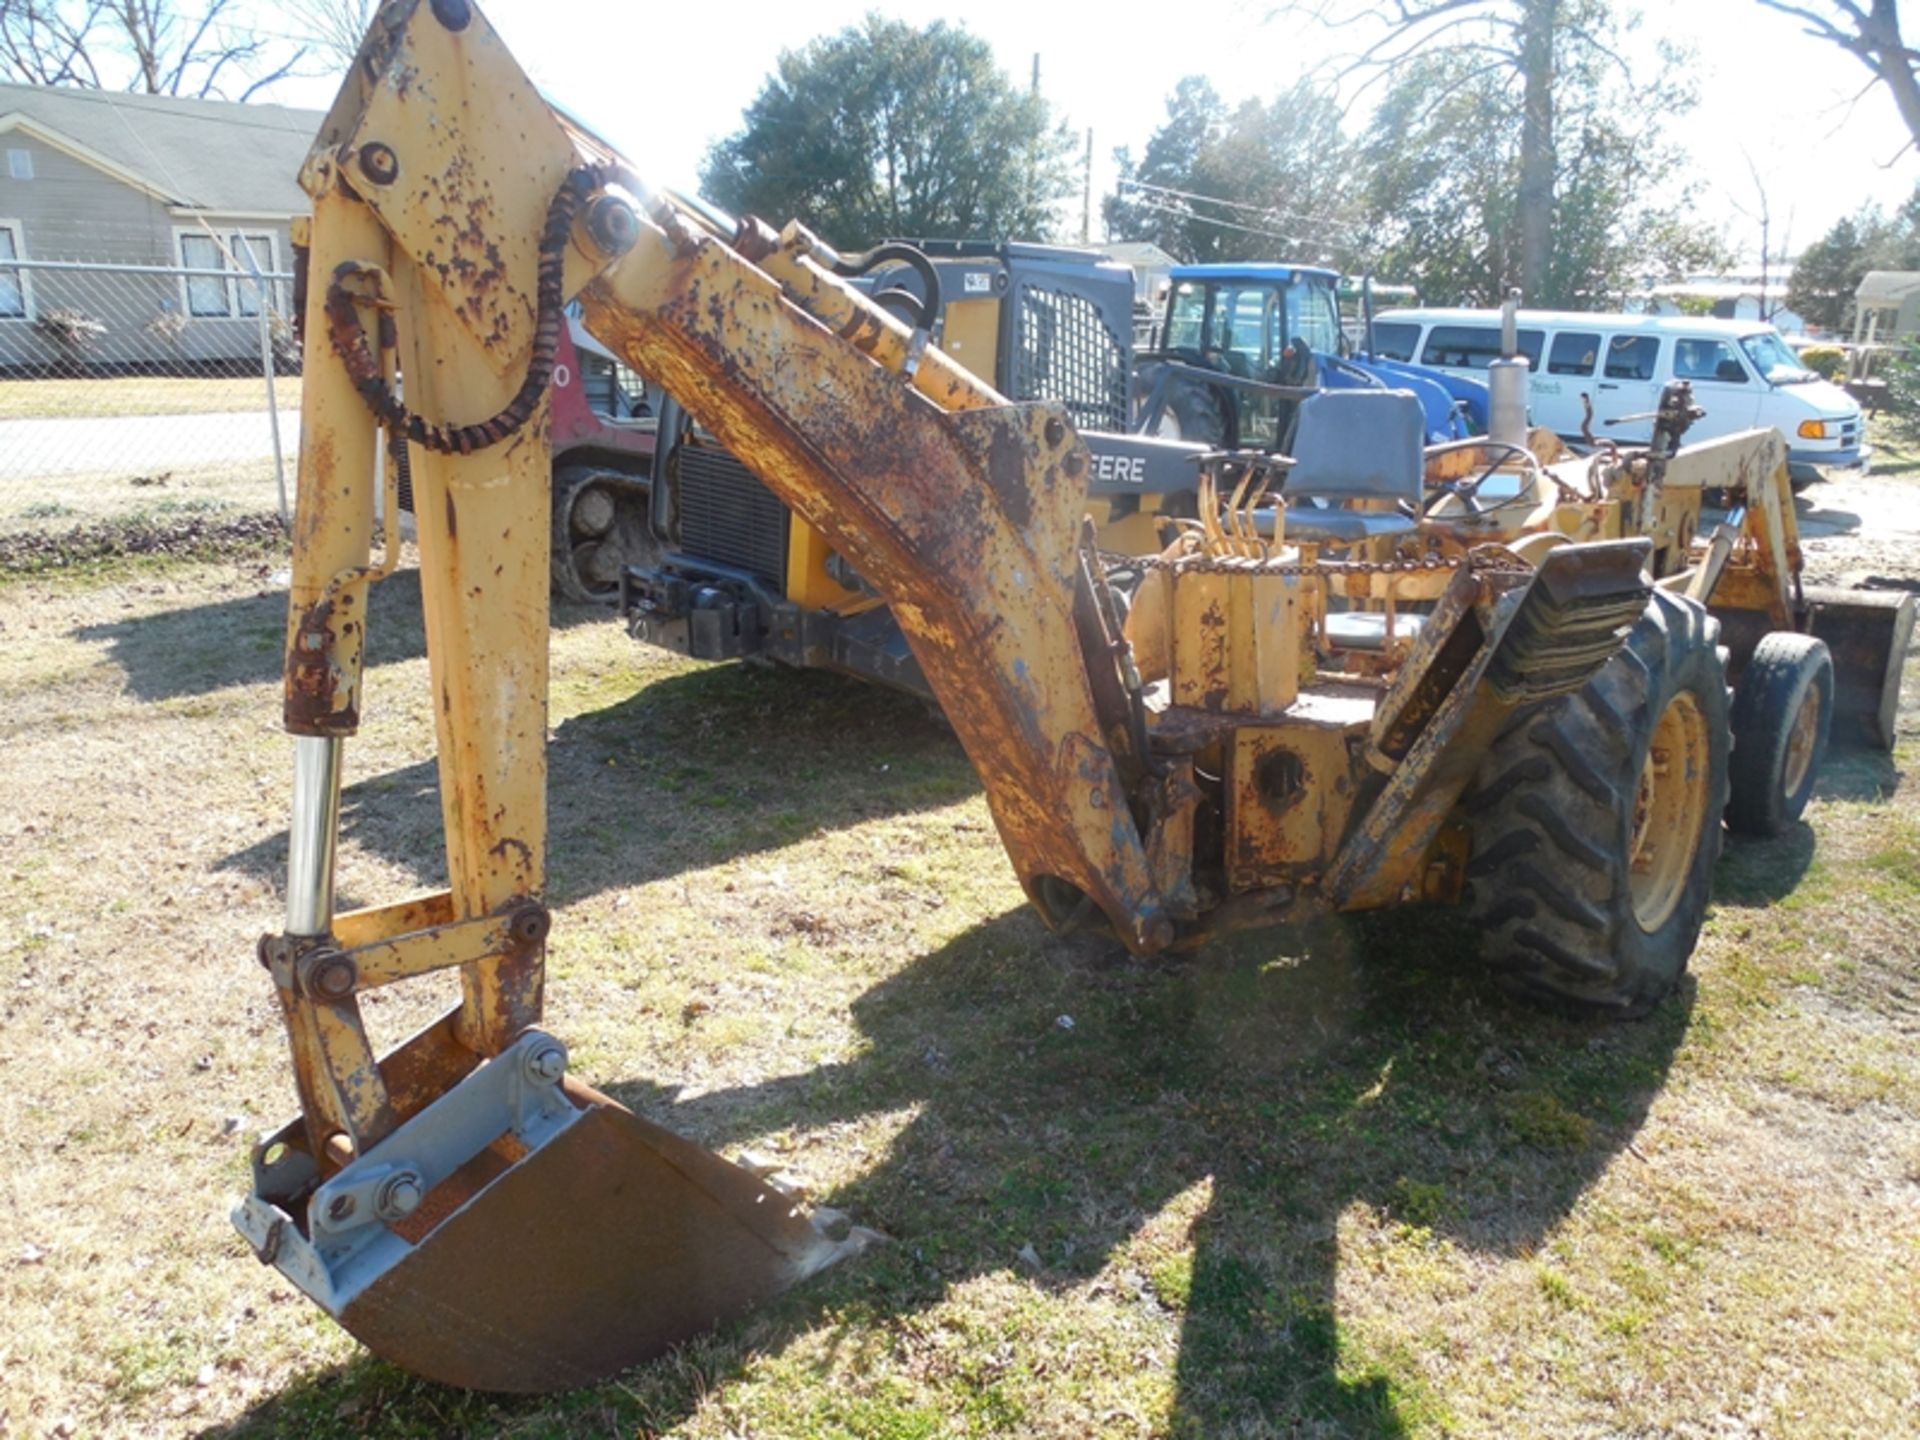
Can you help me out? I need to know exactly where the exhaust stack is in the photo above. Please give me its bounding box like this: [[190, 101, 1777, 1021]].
[[1487, 288, 1530, 451]]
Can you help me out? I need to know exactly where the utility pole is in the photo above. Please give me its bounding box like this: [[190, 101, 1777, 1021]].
[[1737, 149, 1774, 323], [1028, 54, 1040, 227], [1081, 128, 1093, 245]]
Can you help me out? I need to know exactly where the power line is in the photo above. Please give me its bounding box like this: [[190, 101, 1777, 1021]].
[[1125, 197, 1345, 256], [1117, 177, 1360, 240]]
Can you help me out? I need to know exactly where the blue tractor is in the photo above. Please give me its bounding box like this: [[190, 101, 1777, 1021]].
[[1135, 263, 1489, 449]]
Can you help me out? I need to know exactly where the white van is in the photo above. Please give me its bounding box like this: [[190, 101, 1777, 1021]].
[[1368, 308, 1867, 483]]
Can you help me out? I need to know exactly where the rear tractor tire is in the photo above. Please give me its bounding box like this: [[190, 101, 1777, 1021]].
[[1725, 632, 1833, 838], [1461, 590, 1731, 1018]]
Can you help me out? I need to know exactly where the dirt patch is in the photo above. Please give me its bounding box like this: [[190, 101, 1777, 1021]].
[[0, 510, 287, 576]]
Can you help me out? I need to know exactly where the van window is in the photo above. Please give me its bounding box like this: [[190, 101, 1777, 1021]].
[[1419, 324, 1543, 369], [1604, 334, 1661, 381], [1369, 320, 1419, 361], [1547, 332, 1599, 376], [1673, 338, 1749, 384], [1740, 331, 1816, 384]]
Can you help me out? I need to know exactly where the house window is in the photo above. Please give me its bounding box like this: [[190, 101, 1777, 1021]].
[[180, 233, 229, 316], [0, 223, 25, 320], [231, 233, 275, 317], [7, 150, 31, 180], [177, 229, 280, 319]]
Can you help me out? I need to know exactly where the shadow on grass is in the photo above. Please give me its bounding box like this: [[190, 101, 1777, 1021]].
[[1815, 743, 1904, 804], [214, 903, 1690, 1438], [1714, 822, 1818, 905], [75, 568, 609, 703], [1792, 491, 1864, 540], [214, 658, 969, 909], [1712, 742, 1904, 906]]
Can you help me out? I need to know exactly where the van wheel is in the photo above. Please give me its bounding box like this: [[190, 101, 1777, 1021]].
[[1461, 591, 1730, 1018], [1726, 632, 1832, 837]]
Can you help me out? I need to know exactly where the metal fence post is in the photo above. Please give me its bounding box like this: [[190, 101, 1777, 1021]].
[[239, 236, 291, 528]]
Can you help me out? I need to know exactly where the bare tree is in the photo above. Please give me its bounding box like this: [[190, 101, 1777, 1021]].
[[1272, 0, 1643, 300], [0, 1, 105, 85], [285, 0, 372, 71], [0, 0, 311, 100], [1756, 1, 1920, 161]]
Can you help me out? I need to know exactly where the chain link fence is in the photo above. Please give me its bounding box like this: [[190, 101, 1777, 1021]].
[[0, 245, 298, 566]]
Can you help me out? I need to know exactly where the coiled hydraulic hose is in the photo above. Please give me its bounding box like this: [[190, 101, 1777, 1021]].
[[326, 163, 609, 456]]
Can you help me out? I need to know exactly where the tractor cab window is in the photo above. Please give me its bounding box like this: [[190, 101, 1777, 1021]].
[[1164, 282, 1207, 352], [1206, 284, 1279, 377], [1166, 276, 1343, 380], [1291, 277, 1343, 356]]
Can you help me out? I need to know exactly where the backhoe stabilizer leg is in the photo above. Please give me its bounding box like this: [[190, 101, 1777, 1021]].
[[243, 0, 885, 1391]]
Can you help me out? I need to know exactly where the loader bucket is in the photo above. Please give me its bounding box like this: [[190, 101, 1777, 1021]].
[[1803, 586, 1917, 751], [234, 1032, 869, 1393]]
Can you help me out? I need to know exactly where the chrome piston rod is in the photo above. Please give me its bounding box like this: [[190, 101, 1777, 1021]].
[[285, 734, 343, 937]]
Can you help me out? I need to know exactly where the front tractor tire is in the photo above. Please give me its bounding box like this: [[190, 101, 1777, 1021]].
[[1461, 591, 1731, 1018], [1725, 632, 1833, 838]]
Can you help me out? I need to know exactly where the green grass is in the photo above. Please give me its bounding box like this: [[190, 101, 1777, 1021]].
[[0, 373, 302, 420], [0, 552, 1916, 1438], [1869, 413, 1920, 478]]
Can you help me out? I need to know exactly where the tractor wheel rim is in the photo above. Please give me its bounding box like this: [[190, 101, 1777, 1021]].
[[1783, 684, 1822, 797], [1629, 690, 1711, 932]]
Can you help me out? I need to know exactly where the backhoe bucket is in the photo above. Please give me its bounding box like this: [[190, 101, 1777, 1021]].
[[235, 1032, 868, 1393], [1803, 586, 1917, 751]]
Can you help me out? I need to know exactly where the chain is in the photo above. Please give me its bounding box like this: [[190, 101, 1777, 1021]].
[[1102, 546, 1530, 579], [327, 163, 609, 456]]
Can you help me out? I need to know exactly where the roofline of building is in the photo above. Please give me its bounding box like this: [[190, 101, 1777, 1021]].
[[168, 206, 299, 222], [0, 110, 183, 205]]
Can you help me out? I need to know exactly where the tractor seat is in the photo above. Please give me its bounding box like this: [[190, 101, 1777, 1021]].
[[1322, 610, 1427, 651], [1251, 389, 1427, 545]]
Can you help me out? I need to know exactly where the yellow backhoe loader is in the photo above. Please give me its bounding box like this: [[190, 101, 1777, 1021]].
[[235, 0, 1902, 1394]]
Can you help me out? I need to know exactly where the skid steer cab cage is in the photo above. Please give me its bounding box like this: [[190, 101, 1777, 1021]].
[[249, 0, 1672, 1393]]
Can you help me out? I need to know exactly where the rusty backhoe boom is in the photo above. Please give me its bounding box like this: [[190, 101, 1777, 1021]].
[[238, 0, 1176, 1389], [239, 0, 1665, 1393]]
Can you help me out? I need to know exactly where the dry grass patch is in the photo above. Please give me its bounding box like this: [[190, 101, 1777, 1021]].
[[0, 375, 302, 421], [0, 552, 1916, 1438]]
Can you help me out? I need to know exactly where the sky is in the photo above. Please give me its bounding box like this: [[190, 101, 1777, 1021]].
[[267, 0, 1920, 267]]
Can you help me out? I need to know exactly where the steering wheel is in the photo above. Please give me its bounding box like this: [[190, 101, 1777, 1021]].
[[1422, 472, 1490, 516], [1421, 440, 1536, 516]]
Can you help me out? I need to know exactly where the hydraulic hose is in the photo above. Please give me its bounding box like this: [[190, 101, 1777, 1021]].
[[829, 243, 942, 332]]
